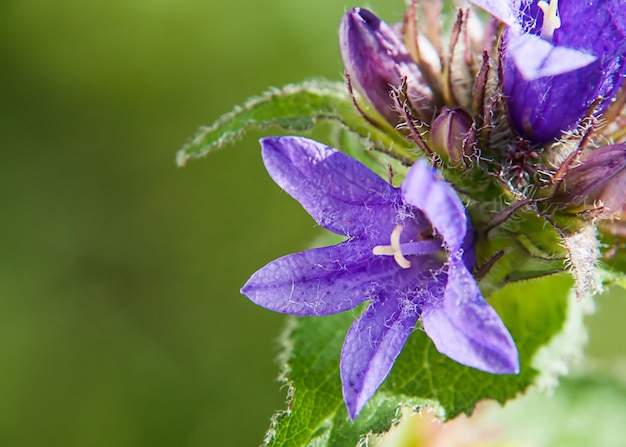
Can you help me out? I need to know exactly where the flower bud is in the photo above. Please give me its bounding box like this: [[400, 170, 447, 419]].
[[429, 107, 474, 164], [339, 8, 435, 127], [551, 144, 626, 218]]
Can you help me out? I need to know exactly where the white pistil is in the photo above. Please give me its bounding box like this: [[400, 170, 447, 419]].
[[538, 0, 561, 41], [372, 224, 411, 269]]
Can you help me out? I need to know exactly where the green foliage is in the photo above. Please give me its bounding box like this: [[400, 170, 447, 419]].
[[474, 209, 568, 297], [176, 80, 414, 167], [265, 274, 574, 447]]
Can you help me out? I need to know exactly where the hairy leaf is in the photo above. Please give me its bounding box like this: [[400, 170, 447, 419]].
[[265, 274, 576, 447], [176, 80, 414, 167]]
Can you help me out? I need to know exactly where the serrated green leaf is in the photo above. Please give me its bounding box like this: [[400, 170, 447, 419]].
[[265, 274, 574, 447], [176, 80, 414, 167]]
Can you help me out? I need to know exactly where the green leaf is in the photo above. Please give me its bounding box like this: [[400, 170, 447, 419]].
[[265, 274, 576, 447], [176, 80, 414, 167], [472, 208, 568, 298]]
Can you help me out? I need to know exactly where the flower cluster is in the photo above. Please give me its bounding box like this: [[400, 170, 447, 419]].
[[340, 1, 626, 219], [239, 0, 626, 420]]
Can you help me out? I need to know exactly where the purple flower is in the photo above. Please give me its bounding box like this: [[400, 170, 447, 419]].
[[241, 136, 519, 419], [471, 0, 626, 144], [552, 144, 626, 218], [339, 7, 435, 126]]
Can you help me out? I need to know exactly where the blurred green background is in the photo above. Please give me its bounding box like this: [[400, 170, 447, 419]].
[[0, 0, 625, 446]]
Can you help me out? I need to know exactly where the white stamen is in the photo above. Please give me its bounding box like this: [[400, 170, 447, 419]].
[[372, 224, 411, 269], [538, 0, 561, 41]]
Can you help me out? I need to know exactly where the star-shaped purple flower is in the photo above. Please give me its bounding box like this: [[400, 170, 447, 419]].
[[241, 136, 519, 419], [471, 0, 626, 144]]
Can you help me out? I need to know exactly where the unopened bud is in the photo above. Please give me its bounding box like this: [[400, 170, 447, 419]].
[[429, 107, 474, 164], [551, 144, 626, 219], [339, 8, 435, 127]]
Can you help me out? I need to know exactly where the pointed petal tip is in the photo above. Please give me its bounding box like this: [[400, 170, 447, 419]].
[[260, 135, 333, 163], [341, 6, 378, 25], [345, 398, 360, 421], [239, 279, 252, 298], [340, 298, 420, 422], [239, 281, 266, 311], [258, 135, 278, 146], [259, 136, 282, 165], [427, 309, 521, 376], [339, 7, 381, 51], [239, 271, 265, 307], [436, 338, 520, 376], [479, 346, 520, 375], [259, 135, 287, 155], [510, 361, 521, 375], [503, 345, 521, 375], [260, 135, 314, 153], [421, 261, 520, 376], [258, 136, 274, 144], [343, 380, 371, 421]]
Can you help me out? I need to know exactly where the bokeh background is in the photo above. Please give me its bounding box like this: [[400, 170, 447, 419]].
[[1, 0, 625, 446]]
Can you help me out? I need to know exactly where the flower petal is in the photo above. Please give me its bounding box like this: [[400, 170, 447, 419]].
[[556, 0, 626, 59], [502, 53, 619, 143], [421, 259, 519, 374], [261, 136, 400, 238], [400, 159, 467, 253], [498, 0, 626, 143], [340, 293, 421, 419], [468, 0, 520, 28], [506, 32, 596, 80], [241, 240, 399, 316]]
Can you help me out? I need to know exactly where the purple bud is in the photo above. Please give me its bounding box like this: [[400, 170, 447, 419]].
[[429, 107, 474, 164], [552, 144, 626, 218], [339, 8, 435, 127]]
